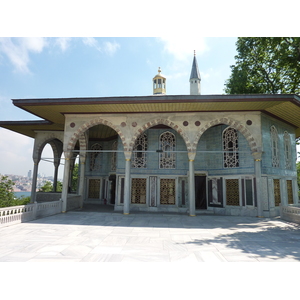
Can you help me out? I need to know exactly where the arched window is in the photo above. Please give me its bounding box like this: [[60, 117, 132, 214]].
[[284, 131, 292, 169], [132, 133, 147, 168], [111, 141, 118, 171], [223, 127, 239, 168], [159, 131, 175, 169], [90, 143, 102, 171], [271, 126, 279, 168]]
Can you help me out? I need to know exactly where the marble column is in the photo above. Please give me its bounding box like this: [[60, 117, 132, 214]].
[[53, 162, 59, 192], [123, 151, 132, 215], [253, 152, 263, 217], [30, 158, 40, 203], [78, 155, 86, 208], [188, 152, 196, 217], [61, 152, 71, 213]]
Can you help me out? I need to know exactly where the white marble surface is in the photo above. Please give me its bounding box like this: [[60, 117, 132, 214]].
[[0, 211, 300, 262]]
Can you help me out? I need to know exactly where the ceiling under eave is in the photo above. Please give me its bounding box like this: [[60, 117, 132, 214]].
[[1, 94, 300, 138]]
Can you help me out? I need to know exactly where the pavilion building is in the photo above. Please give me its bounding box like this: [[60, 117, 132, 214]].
[[1, 53, 300, 217]]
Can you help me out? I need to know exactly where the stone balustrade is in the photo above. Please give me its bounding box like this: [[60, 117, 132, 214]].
[[280, 205, 300, 224], [0, 200, 62, 227]]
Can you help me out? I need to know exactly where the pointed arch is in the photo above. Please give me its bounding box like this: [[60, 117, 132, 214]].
[[66, 118, 126, 152], [129, 118, 191, 152], [33, 132, 64, 161], [193, 117, 259, 154]]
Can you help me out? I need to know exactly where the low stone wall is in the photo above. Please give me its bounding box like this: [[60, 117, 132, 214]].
[[0, 200, 62, 227], [36, 192, 61, 202], [280, 205, 300, 224], [66, 194, 81, 211]]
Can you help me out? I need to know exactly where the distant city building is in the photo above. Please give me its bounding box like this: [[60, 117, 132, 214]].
[[0, 53, 300, 218], [28, 170, 32, 179]]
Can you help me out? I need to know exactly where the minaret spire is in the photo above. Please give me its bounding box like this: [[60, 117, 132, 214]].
[[190, 51, 201, 95]]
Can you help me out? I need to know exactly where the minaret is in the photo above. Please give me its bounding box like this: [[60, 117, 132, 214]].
[[190, 51, 201, 95], [153, 67, 166, 95]]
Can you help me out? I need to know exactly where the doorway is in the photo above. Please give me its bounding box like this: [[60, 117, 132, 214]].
[[195, 175, 207, 209]]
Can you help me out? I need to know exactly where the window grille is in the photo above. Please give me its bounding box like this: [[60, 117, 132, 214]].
[[226, 179, 240, 206], [88, 179, 100, 198], [287, 180, 293, 204], [90, 143, 102, 171], [160, 179, 175, 205], [131, 178, 147, 204], [132, 133, 147, 168], [111, 141, 117, 171], [273, 179, 281, 206], [223, 127, 239, 168], [271, 126, 279, 168], [284, 131, 292, 170], [159, 131, 175, 169]]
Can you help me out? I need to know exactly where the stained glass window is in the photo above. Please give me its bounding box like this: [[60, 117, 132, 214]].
[[90, 143, 102, 171], [159, 131, 175, 169], [132, 133, 147, 168], [111, 141, 117, 171], [284, 131, 292, 170], [271, 126, 279, 168], [223, 127, 239, 168]]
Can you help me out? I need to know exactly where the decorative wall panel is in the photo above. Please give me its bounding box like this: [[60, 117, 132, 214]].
[[150, 176, 157, 207]]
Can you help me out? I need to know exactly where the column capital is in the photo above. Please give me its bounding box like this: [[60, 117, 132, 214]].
[[188, 151, 196, 161], [252, 151, 262, 161], [124, 151, 132, 161]]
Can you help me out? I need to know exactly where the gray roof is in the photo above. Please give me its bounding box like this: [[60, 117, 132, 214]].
[[190, 55, 201, 80]]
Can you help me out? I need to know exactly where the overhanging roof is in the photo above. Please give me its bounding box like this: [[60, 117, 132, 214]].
[[1, 94, 300, 138]]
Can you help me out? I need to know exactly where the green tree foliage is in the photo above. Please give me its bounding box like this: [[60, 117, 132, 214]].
[[225, 37, 300, 94], [39, 180, 63, 192], [0, 175, 30, 208], [0, 175, 16, 207], [38, 163, 78, 193], [71, 163, 79, 192]]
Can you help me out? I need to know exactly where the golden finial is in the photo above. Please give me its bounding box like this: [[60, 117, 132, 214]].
[[194, 50, 196, 56], [158, 67, 161, 74]]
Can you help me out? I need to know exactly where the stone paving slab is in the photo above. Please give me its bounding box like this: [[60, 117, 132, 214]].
[[1, 211, 300, 262]]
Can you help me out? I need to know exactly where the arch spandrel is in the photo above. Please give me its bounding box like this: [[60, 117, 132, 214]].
[[193, 117, 260, 154], [129, 118, 192, 152], [65, 118, 127, 153], [33, 132, 64, 161]]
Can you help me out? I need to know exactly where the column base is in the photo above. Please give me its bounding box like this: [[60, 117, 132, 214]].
[[123, 213, 130, 215]]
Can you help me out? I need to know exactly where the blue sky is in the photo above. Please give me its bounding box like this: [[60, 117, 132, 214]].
[[0, 37, 239, 178]]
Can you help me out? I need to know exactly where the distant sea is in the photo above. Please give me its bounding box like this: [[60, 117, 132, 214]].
[[14, 191, 31, 198]]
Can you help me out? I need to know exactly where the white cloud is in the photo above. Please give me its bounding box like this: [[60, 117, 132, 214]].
[[0, 128, 34, 176], [103, 41, 120, 56], [159, 37, 209, 61], [82, 38, 120, 55], [0, 37, 47, 73], [55, 37, 72, 52]]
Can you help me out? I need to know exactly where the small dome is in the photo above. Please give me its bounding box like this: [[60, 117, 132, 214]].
[[153, 67, 166, 79]]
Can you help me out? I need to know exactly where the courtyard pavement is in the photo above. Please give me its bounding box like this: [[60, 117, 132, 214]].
[[1, 209, 300, 262]]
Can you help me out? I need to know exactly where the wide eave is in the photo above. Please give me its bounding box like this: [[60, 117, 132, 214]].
[[1, 94, 300, 138]]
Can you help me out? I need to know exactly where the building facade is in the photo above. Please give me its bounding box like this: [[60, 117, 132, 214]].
[[1, 54, 299, 217]]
